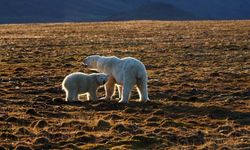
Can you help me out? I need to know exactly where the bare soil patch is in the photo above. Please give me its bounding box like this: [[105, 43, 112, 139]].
[[0, 21, 249, 149]]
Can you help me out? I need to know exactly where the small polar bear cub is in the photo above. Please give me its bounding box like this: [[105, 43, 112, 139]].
[[83, 55, 149, 103], [62, 72, 109, 101]]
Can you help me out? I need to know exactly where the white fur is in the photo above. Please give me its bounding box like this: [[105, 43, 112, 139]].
[[62, 72, 108, 101], [83, 55, 149, 103]]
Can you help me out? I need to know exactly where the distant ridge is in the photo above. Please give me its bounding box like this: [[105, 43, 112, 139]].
[[0, 0, 250, 24], [108, 2, 196, 21]]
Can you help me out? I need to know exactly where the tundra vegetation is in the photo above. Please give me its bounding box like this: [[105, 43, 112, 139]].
[[0, 21, 249, 149]]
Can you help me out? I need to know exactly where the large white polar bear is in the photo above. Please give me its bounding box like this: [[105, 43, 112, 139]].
[[83, 55, 149, 103], [62, 72, 108, 101]]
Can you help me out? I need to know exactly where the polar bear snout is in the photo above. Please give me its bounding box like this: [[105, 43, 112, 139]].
[[82, 62, 88, 68], [82, 58, 93, 68], [82, 59, 89, 68], [96, 74, 109, 85], [101, 75, 109, 84], [83, 55, 101, 69], [102, 80, 106, 84]]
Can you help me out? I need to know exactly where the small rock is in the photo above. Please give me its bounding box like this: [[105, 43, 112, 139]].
[[178, 131, 205, 145], [146, 122, 159, 127], [228, 129, 249, 137], [35, 120, 48, 128], [161, 119, 186, 128], [6, 116, 18, 122], [146, 116, 161, 122], [64, 57, 77, 62], [34, 137, 50, 145], [124, 108, 137, 113], [64, 63, 74, 67], [14, 67, 26, 72], [26, 109, 39, 116], [0, 114, 9, 121], [15, 145, 32, 150], [74, 135, 96, 143], [33, 95, 52, 102], [220, 146, 231, 150], [16, 127, 35, 136], [1, 133, 18, 140], [210, 72, 220, 77], [152, 109, 164, 115], [52, 98, 65, 104], [75, 131, 87, 137], [216, 125, 233, 134], [111, 124, 130, 133], [96, 119, 111, 130], [6, 116, 31, 126], [134, 129, 144, 134], [131, 135, 162, 146], [126, 117, 140, 123], [104, 114, 123, 120], [171, 95, 182, 101]]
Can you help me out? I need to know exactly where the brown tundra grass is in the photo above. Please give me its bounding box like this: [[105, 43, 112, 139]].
[[0, 20, 249, 149]]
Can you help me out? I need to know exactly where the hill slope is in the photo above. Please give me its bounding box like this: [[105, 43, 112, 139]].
[[0, 0, 250, 23]]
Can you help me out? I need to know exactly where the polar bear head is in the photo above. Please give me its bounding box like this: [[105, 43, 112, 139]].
[[83, 55, 101, 69], [95, 73, 109, 85]]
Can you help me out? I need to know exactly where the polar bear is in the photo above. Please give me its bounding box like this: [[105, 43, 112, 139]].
[[83, 55, 149, 103], [62, 72, 108, 101]]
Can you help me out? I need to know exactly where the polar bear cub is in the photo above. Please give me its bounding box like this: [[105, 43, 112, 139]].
[[62, 72, 108, 101], [83, 55, 149, 103]]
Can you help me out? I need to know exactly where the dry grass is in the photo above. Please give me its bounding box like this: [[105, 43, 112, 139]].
[[0, 20, 249, 149]]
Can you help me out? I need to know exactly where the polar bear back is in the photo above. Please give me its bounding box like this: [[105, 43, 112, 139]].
[[62, 72, 94, 94], [100, 57, 147, 85], [121, 57, 147, 78]]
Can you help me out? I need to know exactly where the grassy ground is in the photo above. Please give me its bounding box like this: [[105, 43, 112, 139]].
[[0, 20, 249, 149]]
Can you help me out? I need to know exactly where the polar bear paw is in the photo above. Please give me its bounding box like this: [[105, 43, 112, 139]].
[[118, 99, 128, 103], [139, 98, 150, 103], [100, 97, 111, 100]]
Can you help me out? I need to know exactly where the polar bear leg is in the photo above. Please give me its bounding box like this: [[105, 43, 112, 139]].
[[65, 90, 69, 101], [86, 93, 90, 100], [118, 85, 123, 99], [136, 79, 149, 102], [111, 85, 117, 100], [111, 85, 123, 100], [89, 90, 98, 101], [104, 76, 116, 100], [66, 89, 78, 102], [119, 80, 134, 103]]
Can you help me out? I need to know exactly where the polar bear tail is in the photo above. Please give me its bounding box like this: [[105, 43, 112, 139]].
[[136, 68, 149, 102]]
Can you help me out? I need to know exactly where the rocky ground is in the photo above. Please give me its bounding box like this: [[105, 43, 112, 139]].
[[0, 21, 249, 149]]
